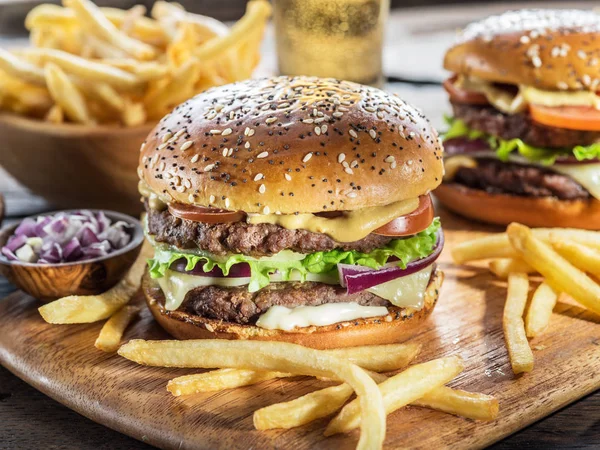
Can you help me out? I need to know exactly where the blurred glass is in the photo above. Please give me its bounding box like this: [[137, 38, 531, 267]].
[[273, 0, 390, 87]]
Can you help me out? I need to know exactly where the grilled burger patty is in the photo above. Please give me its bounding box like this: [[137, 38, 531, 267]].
[[146, 203, 395, 257], [179, 282, 391, 324], [454, 158, 590, 200], [451, 102, 600, 149]]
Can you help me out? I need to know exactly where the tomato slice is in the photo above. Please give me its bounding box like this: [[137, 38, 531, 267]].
[[372, 195, 434, 237], [443, 76, 489, 106], [529, 104, 600, 131], [168, 203, 246, 223]]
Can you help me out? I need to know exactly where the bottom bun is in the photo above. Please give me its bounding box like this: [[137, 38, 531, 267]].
[[143, 268, 443, 349], [435, 183, 600, 229]]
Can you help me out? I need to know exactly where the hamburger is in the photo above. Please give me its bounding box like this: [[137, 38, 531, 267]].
[[438, 9, 600, 228], [137, 76, 444, 349]]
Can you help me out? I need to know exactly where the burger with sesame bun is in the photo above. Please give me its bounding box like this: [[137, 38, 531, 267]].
[[438, 9, 600, 228], [138, 76, 445, 349]]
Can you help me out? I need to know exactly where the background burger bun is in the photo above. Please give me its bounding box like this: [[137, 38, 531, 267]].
[[139, 76, 444, 215], [444, 9, 600, 91], [436, 183, 600, 229], [143, 269, 443, 349]]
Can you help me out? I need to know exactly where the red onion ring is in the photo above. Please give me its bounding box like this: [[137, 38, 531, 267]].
[[338, 229, 444, 295]]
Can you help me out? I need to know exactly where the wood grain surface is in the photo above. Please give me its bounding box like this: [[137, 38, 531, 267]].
[[0, 114, 151, 215], [0, 210, 599, 449]]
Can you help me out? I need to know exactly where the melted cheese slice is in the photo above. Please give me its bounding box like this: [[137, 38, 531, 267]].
[[456, 76, 526, 114], [256, 303, 389, 331], [444, 154, 600, 201], [521, 86, 600, 110], [552, 163, 600, 200], [457, 76, 600, 114], [247, 197, 420, 242], [366, 265, 433, 310]]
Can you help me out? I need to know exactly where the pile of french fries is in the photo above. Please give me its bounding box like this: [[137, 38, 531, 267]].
[[0, 0, 271, 125], [453, 223, 600, 374], [118, 339, 498, 449]]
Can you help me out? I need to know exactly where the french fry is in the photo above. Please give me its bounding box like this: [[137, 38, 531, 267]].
[[193, 1, 272, 62], [120, 339, 386, 450], [452, 234, 517, 264], [525, 282, 557, 338], [122, 99, 146, 127], [0, 71, 52, 116], [101, 7, 168, 45], [0, 48, 46, 85], [552, 239, 600, 278], [167, 343, 421, 395], [100, 59, 168, 82], [83, 34, 128, 59], [25, 48, 140, 89], [85, 82, 125, 111], [44, 62, 90, 124], [254, 382, 355, 430], [324, 356, 464, 436], [45, 104, 64, 123], [94, 305, 139, 353], [168, 22, 199, 68], [327, 343, 422, 372], [489, 258, 536, 279], [507, 224, 600, 316], [412, 386, 499, 421], [455, 228, 600, 264], [168, 369, 293, 396], [38, 240, 151, 323], [64, 0, 156, 60], [144, 58, 200, 119], [503, 272, 533, 374], [151, 1, 228, 41], [119, 5, 146, 35]]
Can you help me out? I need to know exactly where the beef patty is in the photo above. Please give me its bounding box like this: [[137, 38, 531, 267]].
[[146, 203, 395, 256], [180, 281, 391, 324], [453, 158, 590, 200], [452, 102, 600, 149]]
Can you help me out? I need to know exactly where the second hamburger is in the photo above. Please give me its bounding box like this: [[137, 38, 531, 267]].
[[439, 9, 600, 228]]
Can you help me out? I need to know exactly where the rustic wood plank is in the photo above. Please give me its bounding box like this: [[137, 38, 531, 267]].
[[0, 209, 598, 449]]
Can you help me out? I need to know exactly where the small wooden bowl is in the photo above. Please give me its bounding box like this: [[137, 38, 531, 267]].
[[0, 114, 153, 215], [0, 210, 144, 302]]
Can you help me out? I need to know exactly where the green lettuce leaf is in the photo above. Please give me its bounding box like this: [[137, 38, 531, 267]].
[[148, 218, 441, 292], [442, 116, 599, 165], [573, 142, 600, 161], [149, 250, 307, 293]]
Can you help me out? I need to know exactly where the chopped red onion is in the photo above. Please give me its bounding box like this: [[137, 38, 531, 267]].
[[1, 210, 133, 264], [338, 230, 444, 294], [443, 138, 490, 157]]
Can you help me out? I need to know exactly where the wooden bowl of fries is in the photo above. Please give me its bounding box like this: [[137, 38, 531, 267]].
[[0, 114, 151, 213], [0, 0, 270, 213]]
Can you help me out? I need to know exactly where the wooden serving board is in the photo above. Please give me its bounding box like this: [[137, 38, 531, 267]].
[[1, 210, 599, 450]]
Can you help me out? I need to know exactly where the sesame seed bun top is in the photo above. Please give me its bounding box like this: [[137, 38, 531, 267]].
[[138, 76, 444, 215], [444, 9, 600, 91]]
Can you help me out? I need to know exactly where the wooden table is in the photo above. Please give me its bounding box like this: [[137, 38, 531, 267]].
[[1, 2, 600, 448]]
